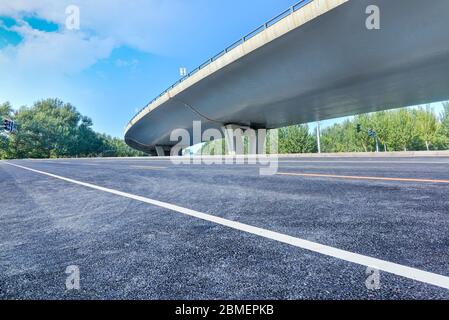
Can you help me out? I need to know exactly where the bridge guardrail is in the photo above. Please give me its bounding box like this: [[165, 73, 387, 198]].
[[129, 0, 313, 126]]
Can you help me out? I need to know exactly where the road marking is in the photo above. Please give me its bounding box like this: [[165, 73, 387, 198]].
[[277, 172, 449, 184], [131, 165, 167, 170], [49, 161, 72, 165], [278, 160, 449, 165], [47, 161, 101, 167], [5, 161, 449, 290], [20, 158, 449, 165], [82, 159, 449, 165]]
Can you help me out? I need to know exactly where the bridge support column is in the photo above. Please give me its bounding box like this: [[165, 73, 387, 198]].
[[247, 129, 267, 155], [224, 125, 266, 155], [248, 132, 257, 155], [155, 146, 167, 157], [224, 125, 240, 155], [253, 129, 266, 155]]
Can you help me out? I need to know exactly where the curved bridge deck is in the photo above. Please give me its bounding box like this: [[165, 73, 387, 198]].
[[125, 0, 449, 154]]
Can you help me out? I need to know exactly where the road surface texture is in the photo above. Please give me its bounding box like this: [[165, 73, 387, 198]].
[[1, 156, 449, 299]]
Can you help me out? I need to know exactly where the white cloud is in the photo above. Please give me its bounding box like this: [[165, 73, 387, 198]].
[[0, 0, 198, 122], [0, 0, 215, 133], [0, 1, 67, 25], [2, 1, 189, 50], [8, 24, 114, 74], [0, 0, 191, 75], [115, 58, 139, 68]]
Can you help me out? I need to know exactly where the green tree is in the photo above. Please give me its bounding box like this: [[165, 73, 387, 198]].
[[322, 119, 366, 152], [388, 109, 417, 151], [9, 99, 82, 158], [0, 102, 14, 158], [371, 111, 391, 151], [435, 102, 449, 149], [354, 114, 376, 152], [415, 106, 438, 151], [278, 125, 317, 154], [1, 99, 146, 159]]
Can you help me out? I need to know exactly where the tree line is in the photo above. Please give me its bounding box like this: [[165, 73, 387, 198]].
[[201, 102, 449, 155], [2, 99, 449, 159], [320, 103, 449, 153], [0, 99, 145, 159]]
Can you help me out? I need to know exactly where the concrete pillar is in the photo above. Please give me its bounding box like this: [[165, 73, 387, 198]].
[[155, 146, 166, 157], [246, 129, 266, 155], [225, 125, 267, 156], [224, 125, 239, 155], [257, 129, 266, 155], [248, 131, 257, 155]]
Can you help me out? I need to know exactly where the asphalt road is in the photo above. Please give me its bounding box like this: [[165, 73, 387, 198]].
[[1, 156, 449, 300]]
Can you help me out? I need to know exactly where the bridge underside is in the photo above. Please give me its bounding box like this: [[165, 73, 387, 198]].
[[125, 0, 449, 155]]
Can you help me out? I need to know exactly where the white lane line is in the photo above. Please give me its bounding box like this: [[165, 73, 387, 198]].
[[20, 158, 449, 165], [48, 161, 72, 165], [278, 160, 449, 165], [131, 165, 167, 170], [103, 160, 449, 165], [5, 161, 449, 291], [85, 160, 449, 166]]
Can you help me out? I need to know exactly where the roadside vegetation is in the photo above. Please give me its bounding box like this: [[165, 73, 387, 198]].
[[2, 99, 449, 159], [201, 102, 449, 155], [0, 99, 145, 159]]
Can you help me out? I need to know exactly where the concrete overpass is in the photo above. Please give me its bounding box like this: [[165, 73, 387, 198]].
[[124, 0, 449, 155]]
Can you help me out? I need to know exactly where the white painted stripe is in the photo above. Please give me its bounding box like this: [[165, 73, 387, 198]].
[[131, 165, 167, 170], [49, 161, 72, 165], [5, 161, 449, 291], [94, 159, 449, 165], [278, 160, 449, 165], [20, 158, 449, 165]]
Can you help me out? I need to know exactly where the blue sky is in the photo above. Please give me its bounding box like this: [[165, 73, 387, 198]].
[[0, 0, 445, 138]]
